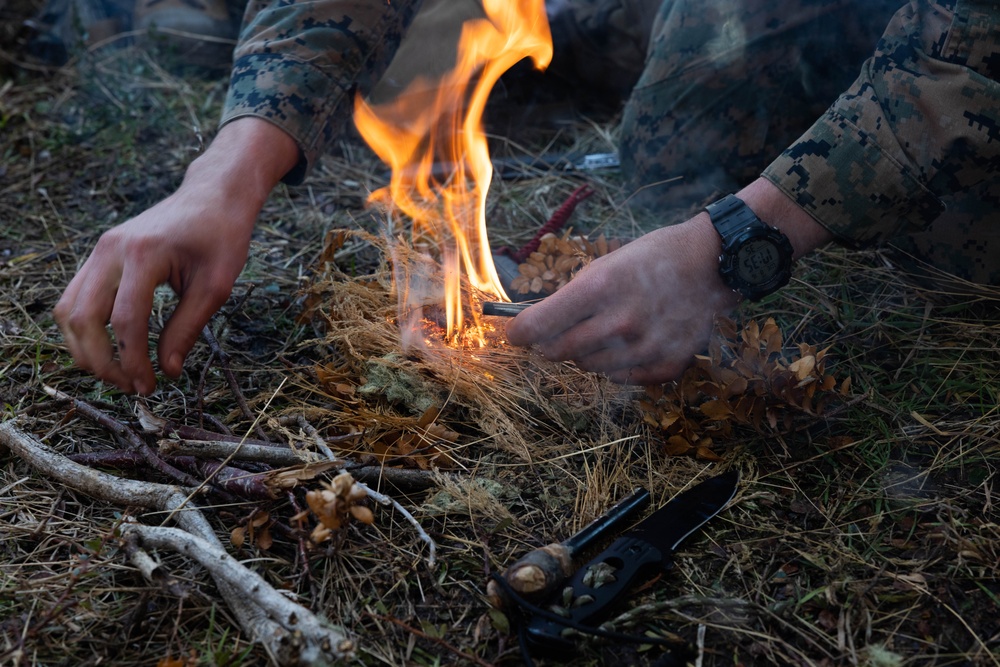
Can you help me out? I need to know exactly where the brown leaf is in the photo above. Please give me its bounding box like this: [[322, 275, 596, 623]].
[[256, 526, 273, 551], [699, 399, 732, 421], [230, 526, 246, 549], [663, 435, 692, 456], [789, 355, 816, 380], [416, 405, 441, 428], [318, 229, 348, 265], [268, 461, 342, 492], [695, 445, 722, 461]]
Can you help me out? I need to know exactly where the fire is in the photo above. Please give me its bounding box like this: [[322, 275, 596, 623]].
[[354, 0, 553, 344]]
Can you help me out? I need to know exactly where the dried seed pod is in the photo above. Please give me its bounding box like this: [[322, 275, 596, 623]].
[[306, 472, 373, 543], [518, 263, 540, 278], [512, 231, 627, 298]]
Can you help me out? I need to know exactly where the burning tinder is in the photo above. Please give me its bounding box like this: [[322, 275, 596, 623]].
[[354, 0, 553, 346]]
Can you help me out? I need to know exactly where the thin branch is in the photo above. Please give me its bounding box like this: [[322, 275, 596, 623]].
[[201, 325, 270, 442], [359, 482, 437, 568], [159, 439, 312, 466], [157, 437, 453, 491], [43, 386, 204, 490], [0, 420, 355, 665]]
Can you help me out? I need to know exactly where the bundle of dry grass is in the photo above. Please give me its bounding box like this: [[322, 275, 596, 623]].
[[294, 227, 647, 468]]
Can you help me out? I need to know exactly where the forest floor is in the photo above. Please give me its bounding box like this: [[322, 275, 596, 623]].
[[2, 2, 999, 665]]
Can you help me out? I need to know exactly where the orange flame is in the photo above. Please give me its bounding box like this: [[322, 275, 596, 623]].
[[354, 0, 552, 344]]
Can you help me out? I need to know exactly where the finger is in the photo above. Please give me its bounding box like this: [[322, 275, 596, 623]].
[[157, 278, 234, 378], [110, 266, 160, 395], [505, 279, 598, 346], [55, 270, 135, 392], [536, 314, 622, 361]]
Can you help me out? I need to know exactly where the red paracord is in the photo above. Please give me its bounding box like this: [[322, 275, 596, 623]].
[[501, 183, 595, 263]]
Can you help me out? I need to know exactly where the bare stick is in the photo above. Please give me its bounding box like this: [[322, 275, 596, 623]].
[[160, 439, 312, 466], [0, 420, 355, 664], [121, 532, 190, 598], [292, 414, 338, 462], [359, 482, 437, 568], [43, 386, 205, 490], [201, 325, 270, 442], [124, 522, 349, 644], [158, 438, 451, 492]]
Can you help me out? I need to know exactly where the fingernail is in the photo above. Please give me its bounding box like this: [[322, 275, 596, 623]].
[[168, 352, 182, 375]]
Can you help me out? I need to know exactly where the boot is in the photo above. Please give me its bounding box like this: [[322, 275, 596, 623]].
[[133, 0, 237, 69], [24, 0, 131, 65]]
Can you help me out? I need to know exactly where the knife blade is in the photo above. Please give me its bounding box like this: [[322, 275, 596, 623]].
[[524, 469, 739, 654]]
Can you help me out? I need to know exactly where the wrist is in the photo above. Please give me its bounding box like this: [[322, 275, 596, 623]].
[[684, 213, 743, 310], [735, 178, 833, 260], [184, 118, 300, 210]]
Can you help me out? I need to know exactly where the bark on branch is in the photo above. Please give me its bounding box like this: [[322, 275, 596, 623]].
[[0, 419, 354, 665]]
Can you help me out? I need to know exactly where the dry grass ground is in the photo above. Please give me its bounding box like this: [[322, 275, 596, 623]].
[[2, 5, 999, 666]]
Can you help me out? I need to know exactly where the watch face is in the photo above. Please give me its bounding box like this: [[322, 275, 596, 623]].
[[736, 238, 782, 286]]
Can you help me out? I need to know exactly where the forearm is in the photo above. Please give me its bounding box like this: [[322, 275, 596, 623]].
[[224, 0, 424, 183], [182, 118, 299, 212], [736, 178, 834, 260]]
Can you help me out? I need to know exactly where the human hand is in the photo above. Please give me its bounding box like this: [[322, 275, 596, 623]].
[[505, 179, 833, 384], [53, 118, 299, 394], [505, 214, 738, 384], [54, 185, 259, 394]]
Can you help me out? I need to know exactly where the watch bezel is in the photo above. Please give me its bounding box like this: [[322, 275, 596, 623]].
[[706, 194, 794, 302], [717, 224, 794, 301]]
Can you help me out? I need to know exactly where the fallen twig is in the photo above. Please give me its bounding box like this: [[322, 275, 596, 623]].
[[201, 325, 270, 442], [286, 414, 339, 462], [359, 482, 437, 568], [0, 419, 355, 665], [67, 450, 279, 501], [43, 386, 205, 490], [159, 438, 314, 466], [121, 531, 191, 598], [157, 437, 453, 491]]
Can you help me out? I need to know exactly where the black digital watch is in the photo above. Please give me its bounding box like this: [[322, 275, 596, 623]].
[[705, 194, 794, 301]]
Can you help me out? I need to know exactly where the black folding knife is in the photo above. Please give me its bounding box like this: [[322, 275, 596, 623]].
[[525, 469, 740, 654]]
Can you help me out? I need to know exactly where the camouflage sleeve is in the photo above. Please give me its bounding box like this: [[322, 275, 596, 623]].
[[762, 0, 1000, 248], [221, 0, 423, 184]]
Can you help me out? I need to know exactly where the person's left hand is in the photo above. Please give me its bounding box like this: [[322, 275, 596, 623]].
[[505, 213, 739, 384]]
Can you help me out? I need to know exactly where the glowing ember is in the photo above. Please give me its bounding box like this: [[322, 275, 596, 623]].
[[354, 0, 553, 345]]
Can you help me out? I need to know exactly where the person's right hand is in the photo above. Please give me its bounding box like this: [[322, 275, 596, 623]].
[[54, 118, 300, 394], [54, 186, 257, 394]]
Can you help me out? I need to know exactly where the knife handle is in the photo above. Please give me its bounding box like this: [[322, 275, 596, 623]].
[[486, 542, 572, 609], [487, 488, 650, 610], [524, 536, 668, 654]]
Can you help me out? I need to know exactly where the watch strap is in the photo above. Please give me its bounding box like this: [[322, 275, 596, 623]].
[[705, 194, 762, 242]]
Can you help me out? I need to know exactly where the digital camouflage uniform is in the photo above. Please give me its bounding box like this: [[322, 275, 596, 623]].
[[221, 0, 1000, 285]]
